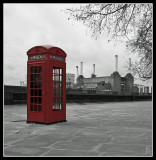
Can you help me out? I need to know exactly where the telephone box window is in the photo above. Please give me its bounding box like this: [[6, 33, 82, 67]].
[[50, 55, 64, 61], [30, 55, 45, 60], [30, 66, 42, 112], [52, 66, 63, 111]]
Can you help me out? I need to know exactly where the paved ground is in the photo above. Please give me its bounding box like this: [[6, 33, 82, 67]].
[[4, 101, 152, 157]]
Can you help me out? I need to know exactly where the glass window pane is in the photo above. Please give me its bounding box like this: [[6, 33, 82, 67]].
[[53, 97, 56, 103], [56, 69, 59, 74], [56, 104, 59, 109], [60, 75, 62, 81], [35, 97, 37, 104], [56, 89, 59, 96], [39, 89, 42, 96], [35, 89, 38, 96], [38, 97, 42, 104], [56, 82, 59, 89], [34, 74, 38, 81], [60, 89, 62, 96], [33, 82, 36, 88], [30, 66, 34, 73], [31, 82, 34, 88], [31, 89, 33, 96], [34, 66, 37, 73], [57, 97, 59, 103], [53, 104, 56, 110], [30, 74, 33, 81], [54, 68, 57, 74], [60, 104, 62, 110], [35, 82, 38, 88], [54, 75, 56, 81], [60, 97, 63, 103], [57, 75, 60, 81], [38, 81, 42, 88], [54, 75, 59, 81], [38, 73, 42, 81], [53, 81, 56, 88], [60, 82, 63, 88], [60, 68, 62, 74], [53, 89, 56, 96], [38, 66, 42, 73]]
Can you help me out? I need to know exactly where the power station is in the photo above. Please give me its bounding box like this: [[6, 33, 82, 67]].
[[67, 55, 150, 95]]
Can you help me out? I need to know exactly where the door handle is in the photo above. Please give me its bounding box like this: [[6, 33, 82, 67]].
[[42, 91, 44, 95]]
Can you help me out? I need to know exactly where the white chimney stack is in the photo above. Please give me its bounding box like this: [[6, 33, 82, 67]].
[[115, 55, 118, 72], [76, 66, 79, 77], [129, 58, 131, 73], [80, 62, 83, 75], [93, 64, 95, 75]]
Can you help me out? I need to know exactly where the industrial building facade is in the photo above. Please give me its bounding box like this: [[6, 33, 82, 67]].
[[66, 73, 75, 88], [76, 71, 134, 94], [63, 55, 150, 95], [74, 55, 143, 95]]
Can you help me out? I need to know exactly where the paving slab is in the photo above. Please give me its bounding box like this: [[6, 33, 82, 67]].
[[48, 141, 97, 151], [111, 137, 152, 145], [99, 151, 150, 157], [9, 137, 58, 148], [42, 149, 99, 156], [4, 101, 152, 157], [97, 143, 146, 154], [4, 146, 50, 156], [69, 133, 111, 144]]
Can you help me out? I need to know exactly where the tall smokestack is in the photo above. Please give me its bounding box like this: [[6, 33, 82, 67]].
[[76, 66, 79, 77], [129, 58, 131, 73], [93, 64, 95, 75], [115, 55, 118, 72], [80, 62, 83, 75]]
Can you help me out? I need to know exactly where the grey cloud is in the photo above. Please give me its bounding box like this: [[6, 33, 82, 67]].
[[4, 3, 129, 85]]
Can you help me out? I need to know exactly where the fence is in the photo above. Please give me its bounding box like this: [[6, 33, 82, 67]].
[[4, 85, 152, 105]]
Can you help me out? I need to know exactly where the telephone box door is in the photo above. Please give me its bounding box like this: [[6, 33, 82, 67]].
[[27, 63, 45, 123]]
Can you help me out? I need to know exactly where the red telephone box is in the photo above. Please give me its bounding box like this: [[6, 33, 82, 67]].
[[26, 45, 67, 124]]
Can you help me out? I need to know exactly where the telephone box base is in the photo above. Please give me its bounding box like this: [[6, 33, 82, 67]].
[[26, 120, 67, 125]]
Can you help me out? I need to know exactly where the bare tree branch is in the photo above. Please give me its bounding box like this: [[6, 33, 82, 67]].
[[65, 3, 153, 80]]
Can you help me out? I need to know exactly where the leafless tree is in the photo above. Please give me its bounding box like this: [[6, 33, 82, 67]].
[[65, 3, 152, 80]]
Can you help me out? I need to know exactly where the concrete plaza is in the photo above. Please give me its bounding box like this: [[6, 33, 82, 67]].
[[4, 101, 152, 157]]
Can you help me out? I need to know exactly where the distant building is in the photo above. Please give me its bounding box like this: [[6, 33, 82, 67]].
[[77, 71, 134, 94], [133, 84, 139, 94], [144, 86, 149, 94], [73, 55, 152, 95], [66, 73, 75, 88]]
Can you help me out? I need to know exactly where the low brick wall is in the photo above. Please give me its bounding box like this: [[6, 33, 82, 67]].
[[4, 85, 152, 105], [13, 92, 27, 100], [4, 85, 27, 105], [4, 91, 13, 105], [66, 94, 152, 102]]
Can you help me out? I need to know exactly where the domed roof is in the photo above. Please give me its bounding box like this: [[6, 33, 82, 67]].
[[125, 73, 134, 79], [27, 45, 67, 57], [111, 71, 120, 77]]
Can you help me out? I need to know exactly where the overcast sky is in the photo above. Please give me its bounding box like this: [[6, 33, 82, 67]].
[[4, 3, 150, 86]]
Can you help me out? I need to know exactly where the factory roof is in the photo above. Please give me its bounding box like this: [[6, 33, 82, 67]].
[[121, 77, 126, 82], [83, 76, 111, 84], [84, 76, 111, 79]]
